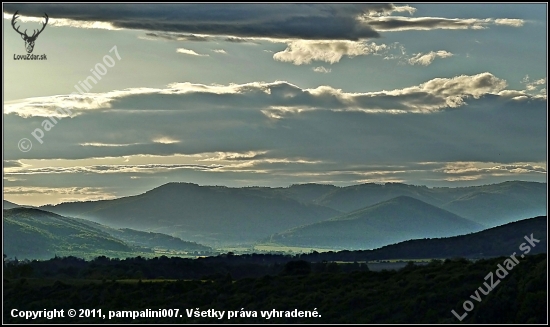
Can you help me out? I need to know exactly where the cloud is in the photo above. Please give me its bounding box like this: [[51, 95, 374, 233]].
[[362, 16, 525, 32], [3, 12, 119, 30], [521, 75, 546, 96], [3, 4, 526, 45], [224, 37, 260, 44], [5, 164, 221, 175], [494, 18, 524, 27], [408, 50, 453, 66], [436, 162, 546, 181], [4, 186, 112, 195], [176, 48, 209, 56], [152, 137, 180, 144], [199, 151, 268, 161], [3, 4, 388, 40], [4, 73, 545, 178], [141, 32, 209, 41], [3, 186, 118, 205], [80, 142, 139, 147], [401, 72, 508, 101], [4, 160, 25, 168], [273, 40, 388, 65], [313, 66, 331, 73], [4, 73, 532, 120]]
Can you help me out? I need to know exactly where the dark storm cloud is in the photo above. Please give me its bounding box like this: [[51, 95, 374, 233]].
[[3, 3, 387, 40]]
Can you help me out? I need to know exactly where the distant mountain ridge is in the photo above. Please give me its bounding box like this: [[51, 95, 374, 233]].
[[284, 181, 547, 226], [39, 181, 546, 247], [270, 196, 484, 250], [42, 182, 342, 245]]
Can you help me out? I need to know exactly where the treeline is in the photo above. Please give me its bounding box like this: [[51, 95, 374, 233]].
[[3, 254, 546, 323], [3, 254, 369, 280]]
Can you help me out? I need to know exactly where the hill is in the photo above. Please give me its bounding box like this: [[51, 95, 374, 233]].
[[295, 181, 546, 227], [364, 215, 547, 260], [3, 208, 133, 260], [72, 218, 212, 252], [439, 181, 548, 226], [299, 215, 547, 262], [3, 200, 20, 209], [270, 196, 484, 250], [41, 183, 342, 245], [3, 208, 213, 260]]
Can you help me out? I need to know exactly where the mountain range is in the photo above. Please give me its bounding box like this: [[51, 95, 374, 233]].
[[269, 196, 485, 250], [41, 183, 342, 245], [37, 181, 546, 247]]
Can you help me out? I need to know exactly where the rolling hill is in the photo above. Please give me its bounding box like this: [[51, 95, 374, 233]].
[[362, 215, 547, 260], [270, 196, 485, 250], [4, 208, 133, 260], [3, 208, 213, 260], [439, 181, 548, 226], [300, 215, 547, 262], [290, 181, 547, 227], [72, 218, 212, 252], [41, 182, 342, 245]]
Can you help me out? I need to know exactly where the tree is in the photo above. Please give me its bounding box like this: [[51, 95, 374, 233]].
[[281, 260, 311, 276]]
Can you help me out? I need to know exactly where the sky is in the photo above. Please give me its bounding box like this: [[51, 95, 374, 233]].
[[2, 3, 547, 206]]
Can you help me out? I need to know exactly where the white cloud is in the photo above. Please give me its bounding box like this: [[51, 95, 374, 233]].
[[527, 78, 546, 91], [5, 73, 531, 120], [410, 72, 507, 99], [176, 48, 209, 56], [520, 75, 547, 98], [4, 186, 112, 195], [199, 151, 267, 161], [313, 66, 331, 73], [437, 161, 546, 176], [408, 50, 453, 66], [494, 18, 524, 27], [152, 137, 180, 144], [5, 164, 221, 175], [4, 12, 120, 30], [358, 4, 417, 18], [273, 40, 387, 65]]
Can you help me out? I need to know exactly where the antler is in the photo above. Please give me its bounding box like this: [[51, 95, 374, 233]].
[[11, 11, 27, 37], [11, 11, 49, 39], [30, 13, 49, 39]]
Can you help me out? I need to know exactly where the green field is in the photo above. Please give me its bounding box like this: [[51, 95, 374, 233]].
[[252, 243, 336, 253]]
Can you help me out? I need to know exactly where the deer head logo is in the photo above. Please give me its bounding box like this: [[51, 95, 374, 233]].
[[11, 11, 49, 54]]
